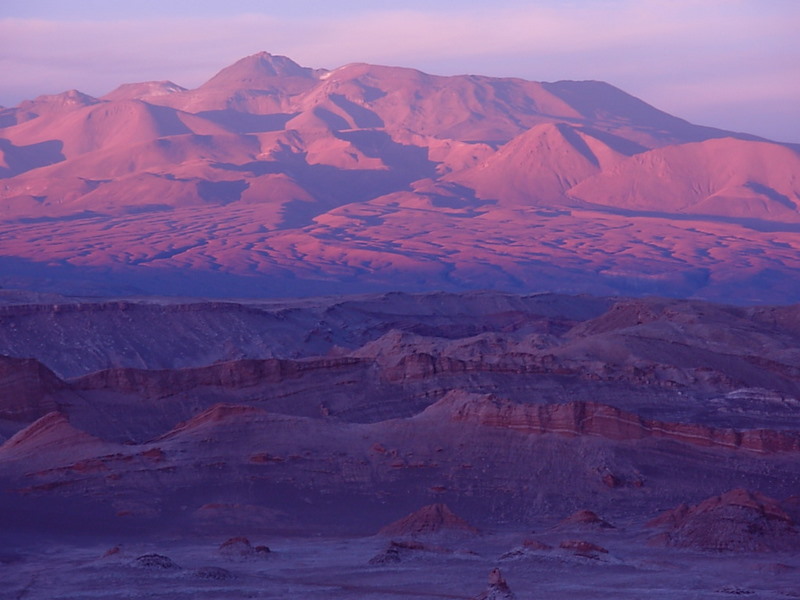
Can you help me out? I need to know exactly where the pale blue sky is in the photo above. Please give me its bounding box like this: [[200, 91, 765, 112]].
[[1, 0, 798, 142]]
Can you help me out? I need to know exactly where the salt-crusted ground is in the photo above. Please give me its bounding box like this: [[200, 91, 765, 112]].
[[5, 529, 800, 600]]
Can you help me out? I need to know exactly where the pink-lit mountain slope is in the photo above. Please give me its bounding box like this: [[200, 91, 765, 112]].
[[1, 52, 798, 301]]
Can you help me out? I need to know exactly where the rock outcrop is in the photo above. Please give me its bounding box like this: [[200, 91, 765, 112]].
[[0, 411, 109, 462], [378, 503, 479, 537], [426, 392, 800, 454], [73, 357, 370, 398], [368, 540, 450, 564], [218, 536, 270, 559], [648, 489, 800, 552], [0, 355, 64, 422], [193, 566, 233, 580], [472, 568, 516, 600], [556, 509, 615, 530], [559, 540, 610, 558], [132, 554, 180, 569], [157, 403, 268, 441]]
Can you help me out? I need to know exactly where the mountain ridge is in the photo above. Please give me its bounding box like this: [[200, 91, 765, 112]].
[[1, 51, 798, 301]]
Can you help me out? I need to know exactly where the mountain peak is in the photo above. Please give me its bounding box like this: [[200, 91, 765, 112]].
[[101, 80, 187, 102], [200, 51, 314, 89], [17, 89, 99, 114]]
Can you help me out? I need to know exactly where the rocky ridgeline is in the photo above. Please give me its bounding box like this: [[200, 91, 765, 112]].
[[0, 411, 105, 458], [428, 392, 800, 453], [648, 489, 800, 552], [0, 292, 799, 541], [0, 292, 609, 379], [155, 403, 267, 440], [72, 357, 370, 397]]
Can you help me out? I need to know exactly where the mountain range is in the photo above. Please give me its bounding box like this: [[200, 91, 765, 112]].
[[1, 52, 799, 301]]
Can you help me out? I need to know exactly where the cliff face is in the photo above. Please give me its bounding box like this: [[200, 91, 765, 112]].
[[0, 355, 63, 421], [0, 292, 611, 379]]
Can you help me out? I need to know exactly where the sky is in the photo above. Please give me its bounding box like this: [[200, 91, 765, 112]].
[[1, 0, 798, 142]]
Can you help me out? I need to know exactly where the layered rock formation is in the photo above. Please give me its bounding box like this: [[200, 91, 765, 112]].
[[0, 291, 798, 542], [555, 509, 615, 530], [378, 503, 479, 537], [0, 356, 65, 422], [648, 489, 800, 552], [425, 393, 800, 454]]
